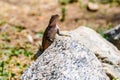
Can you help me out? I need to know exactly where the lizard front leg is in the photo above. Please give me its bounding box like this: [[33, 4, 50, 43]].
[[57, 28, 70, 37]]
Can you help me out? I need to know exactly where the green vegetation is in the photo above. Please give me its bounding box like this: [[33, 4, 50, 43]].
[[36, 31, 44, 36], [59, 0, 120, 5], [96, 26, 105, 37], [0, 33, 10, 42], [89, 0, 120, 4], [99, 0, 113, 4], [96, 26, 110, 40], [61, 7, 66, 22], [96, 23, 114, 40], [0, 20, 6, 26], [0, 44, 33, 79], [0, 44, 33, 58], [13, 25, 25, 32], [59, 0, 78, 5], [112, 78, 119, 80], [59, 0, 70, 5], [35, 31, 44, 39]]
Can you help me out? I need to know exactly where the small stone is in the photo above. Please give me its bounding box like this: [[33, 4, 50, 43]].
[[87, 2, 99, 11], [27, 35, 33, 43]]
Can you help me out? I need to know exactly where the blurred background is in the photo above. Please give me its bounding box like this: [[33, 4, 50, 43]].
[[0, 0, 120, 79]]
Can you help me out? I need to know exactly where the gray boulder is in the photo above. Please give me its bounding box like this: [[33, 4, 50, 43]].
[[104, 24, 120, 50], [21, 26, 120, 80], [72, 27, 120, 79]]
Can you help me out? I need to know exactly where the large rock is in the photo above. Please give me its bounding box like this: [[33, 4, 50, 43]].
[[104, 24, 120, 50], [21, 26, 120, 80], [72, 27, 120, 79]]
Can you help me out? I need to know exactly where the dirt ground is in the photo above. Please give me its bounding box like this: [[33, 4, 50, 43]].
[[0, 0, 120, 79]]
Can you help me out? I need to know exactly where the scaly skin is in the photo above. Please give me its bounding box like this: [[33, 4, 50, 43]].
[[34, 14, 69, 59], [42, 14, 60, 51]]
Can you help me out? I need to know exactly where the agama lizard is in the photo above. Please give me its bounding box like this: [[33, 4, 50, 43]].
[[34, 14, 69, 59]]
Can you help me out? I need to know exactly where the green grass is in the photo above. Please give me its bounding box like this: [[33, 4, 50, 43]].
[[89, 0, 120, 4], [59, 0, 78, 5], [0, 44, 33, 79], [96, 23, 114, 40], [61, 7, 66, 22], [0, 20, 6, 26], [96, 27, 105, 36], [13, 25, 25, 32], [0, 44, 33, 57], [0, 33, 11, 42], [112, 78, 119, 80], [96, 26, 111, 40], [59, 0, 71, 5]]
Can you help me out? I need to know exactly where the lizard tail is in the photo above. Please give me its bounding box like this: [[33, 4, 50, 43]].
[[33, 49, 43, 60]]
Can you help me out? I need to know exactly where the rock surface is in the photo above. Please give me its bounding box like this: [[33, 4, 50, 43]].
[[21, 26, 120, 80], [104, 24, 120, 50], [72, 27, 120, 79]]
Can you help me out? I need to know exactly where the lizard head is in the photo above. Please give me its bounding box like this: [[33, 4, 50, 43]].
[[49, 14, 59, 27]]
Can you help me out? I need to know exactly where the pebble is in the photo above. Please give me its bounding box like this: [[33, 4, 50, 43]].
[[87, 2, 99, 11]]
